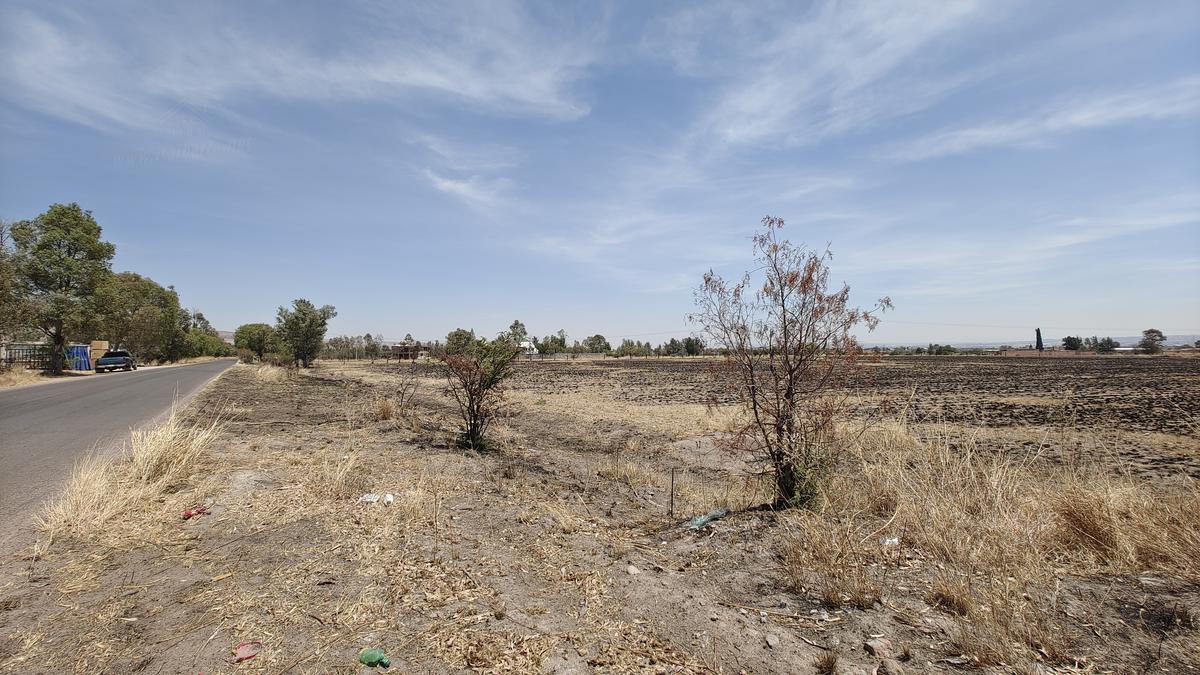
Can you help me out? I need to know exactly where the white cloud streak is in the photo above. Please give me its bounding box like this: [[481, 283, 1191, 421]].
[[646, 0, 991, 148], [0, 2, 604, 137], [887, 77, 1200, 161]]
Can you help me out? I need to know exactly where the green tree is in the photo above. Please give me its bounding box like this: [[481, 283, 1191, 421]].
[[191, 310, 216, 336], [0, 221, 33, 341], [364, 333, 381, 361], [582, 334, 610, 353], [187, 328, 234, 357], [442, 336, 521, 449], [234, 323, 278, 360], [506, 320, 527, 345], [1082, 336, 1119, 353], [1138, 328, 1166, 354], [1061, 335, 1082, 350], [93, 272, 181, 362], [10, 204, 115, 374], [683, 336, 704, 356], [445, 328, 476, 355], [276, 299, 337, 367], [1035, 328, 1043, 351]]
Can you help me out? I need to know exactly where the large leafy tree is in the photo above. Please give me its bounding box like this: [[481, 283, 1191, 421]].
[[582, 334, 610, 353], [1138, 328, 1166, 354], [506, 320, 528, 345], [276, 299, 337, 367], [93, 272, 181, 361], [445, 328, 476, 355], [0, 221, 32, 341], [10, 204, 115, 374], [234, 323, 279, 360]]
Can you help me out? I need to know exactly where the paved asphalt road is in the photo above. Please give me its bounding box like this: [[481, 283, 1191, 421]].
[[0, 359, 235, 550]]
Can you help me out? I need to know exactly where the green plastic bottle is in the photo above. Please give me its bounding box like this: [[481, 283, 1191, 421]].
[[359, 648, 391, 668]]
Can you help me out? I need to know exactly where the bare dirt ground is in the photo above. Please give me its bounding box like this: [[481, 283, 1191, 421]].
[[1, 356, 1196, 673]]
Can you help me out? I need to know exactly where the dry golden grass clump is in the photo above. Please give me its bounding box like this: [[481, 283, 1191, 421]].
[[0, 367, 46, 388], [251, 363, 291, 382], [310, 450, 371, 499], [596, 440, 663, 489], [37, 411, 223, 551], [371, 396, 396, 421], [781, 512, 886, 610], [781, 420, 1200, 666]]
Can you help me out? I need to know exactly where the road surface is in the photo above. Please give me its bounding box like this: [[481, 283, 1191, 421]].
[[0, 359, 235, 550]]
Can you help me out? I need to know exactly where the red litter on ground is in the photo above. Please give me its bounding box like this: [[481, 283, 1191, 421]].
[[183, 505, 210, 520], [228, 640, 262, 663]]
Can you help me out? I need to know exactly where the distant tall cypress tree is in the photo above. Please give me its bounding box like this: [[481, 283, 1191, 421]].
[[1035, 327, 1044, 351]]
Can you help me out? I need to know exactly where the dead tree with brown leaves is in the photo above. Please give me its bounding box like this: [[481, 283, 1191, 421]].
[[692, 216, 891, 508]]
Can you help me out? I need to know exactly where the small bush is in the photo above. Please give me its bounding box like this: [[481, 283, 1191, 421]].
[[442, 337, 521, 450]]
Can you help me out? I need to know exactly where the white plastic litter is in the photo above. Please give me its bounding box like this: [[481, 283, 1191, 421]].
[[359, 493, 381, 503], [383, 493, 395, 506]]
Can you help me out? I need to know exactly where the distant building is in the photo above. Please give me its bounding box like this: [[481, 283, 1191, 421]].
[[519, 339, 537, 356], [390, 342, 424, 360]]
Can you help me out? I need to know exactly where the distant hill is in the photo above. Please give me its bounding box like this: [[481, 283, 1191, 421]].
[[218, 330, 235, 345]]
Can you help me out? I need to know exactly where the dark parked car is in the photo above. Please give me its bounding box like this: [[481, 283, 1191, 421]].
[[95, 350, 138, 373]]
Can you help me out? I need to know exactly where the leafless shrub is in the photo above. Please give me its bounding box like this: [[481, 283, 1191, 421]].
[[692, 215, 890, 507]]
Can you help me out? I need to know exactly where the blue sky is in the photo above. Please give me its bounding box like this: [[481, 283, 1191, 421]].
[[2, 0, 1197, 345]]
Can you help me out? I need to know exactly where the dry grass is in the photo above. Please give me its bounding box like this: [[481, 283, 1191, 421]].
[[813, 650, 838, 675], [781, 511, 886, 610], [311, 450, 371, 499], [596, 440, 663, 488], [780, 419, 1200, 666], [251, 364, 291, 382], [371, 396, 396, 421], [36, 411, 223, 552], [0, 367, 46, 388]]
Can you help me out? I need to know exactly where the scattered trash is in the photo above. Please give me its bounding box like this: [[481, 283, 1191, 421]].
[[359, 647, 391, 668], [359, 493, 381, 504], [880, 536, 899, 546], [686, 508, 730, 530], [383, 493, 395, 506], [182, 505, 210, 520], [228, 640, 262, 664]]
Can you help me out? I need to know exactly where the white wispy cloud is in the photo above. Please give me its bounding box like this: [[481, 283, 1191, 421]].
[[841, 191, 1200, 298], [408, 133, 522, 173], [0, 2, 604, 138], [886, 77, 1200, 161], [646, 0, 991, 147], [422, 170, 512, 209]]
